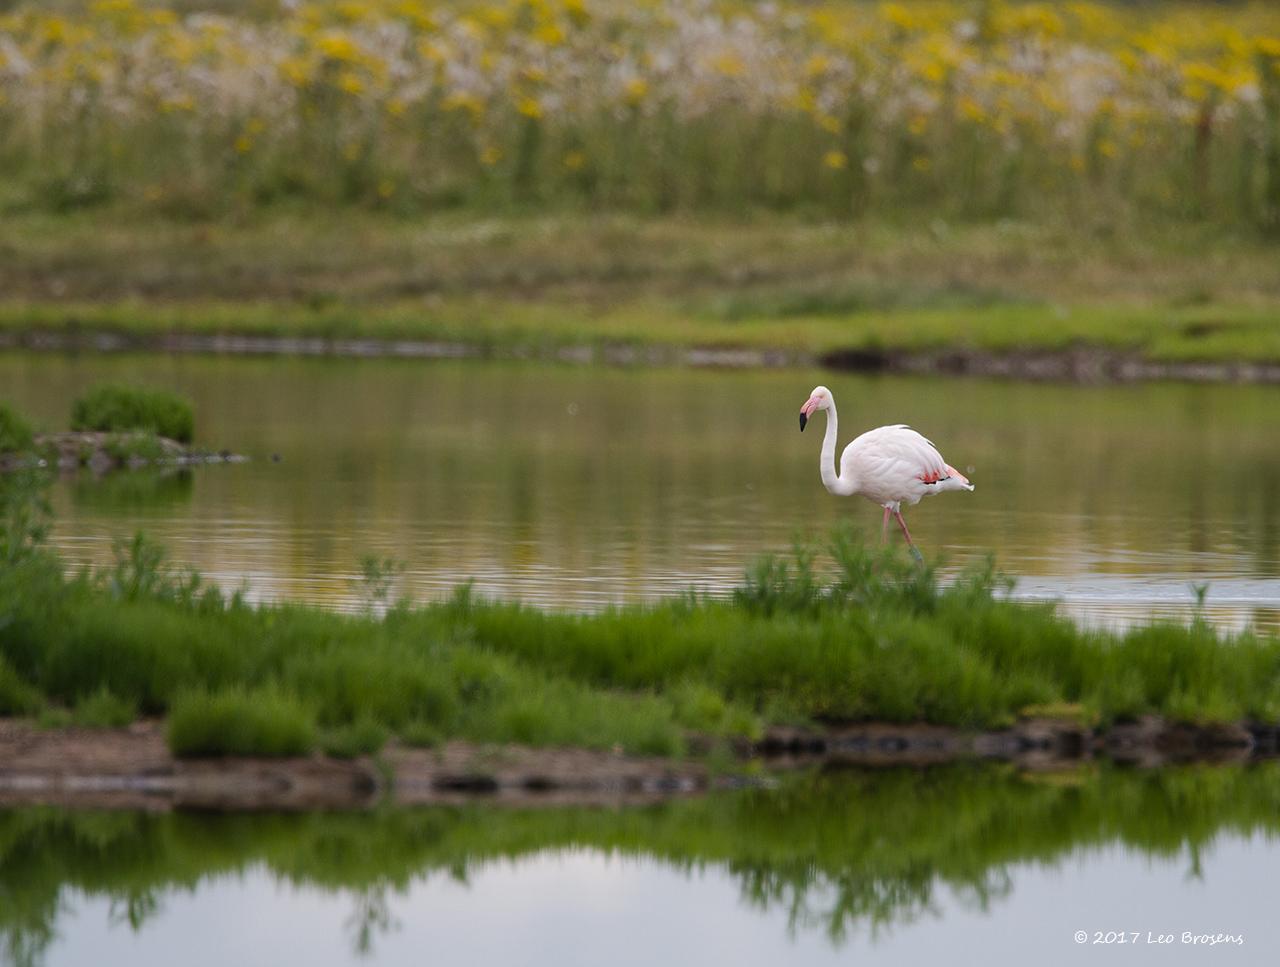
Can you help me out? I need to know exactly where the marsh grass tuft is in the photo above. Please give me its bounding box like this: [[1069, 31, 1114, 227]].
[[71, 385, 194, 444], [354, 554, 406, 615], [321, 718, 389, 760], [0, 404, 35, 456], [168, 686, 317, 758], [0, 471, 50, 567], [0, 654, 42, 717], [72, 687, 137, 729]]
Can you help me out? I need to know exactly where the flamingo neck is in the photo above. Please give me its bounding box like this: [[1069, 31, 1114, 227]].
[[820, 401, 856, 496]]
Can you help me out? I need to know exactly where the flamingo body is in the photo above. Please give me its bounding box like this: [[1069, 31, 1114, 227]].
[[840, 424, 972, 510], [799, 385, 972, 554]]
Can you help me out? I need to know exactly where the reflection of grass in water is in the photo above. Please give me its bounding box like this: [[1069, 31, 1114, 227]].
[[68, 469, 193, 512], [2, 764, 1280, 962]]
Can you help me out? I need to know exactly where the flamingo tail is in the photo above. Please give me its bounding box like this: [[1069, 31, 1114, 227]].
[[938, 465, 974, 492]]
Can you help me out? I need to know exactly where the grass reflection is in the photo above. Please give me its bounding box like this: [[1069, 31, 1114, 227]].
[[2, 763, 1280, 962]]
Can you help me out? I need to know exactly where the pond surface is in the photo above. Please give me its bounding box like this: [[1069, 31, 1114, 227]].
[[5, 764, 1276, 967], [2, 352, 1279, 629]]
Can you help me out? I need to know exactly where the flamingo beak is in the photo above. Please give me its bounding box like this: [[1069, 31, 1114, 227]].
[[799, 398, 818, 432]]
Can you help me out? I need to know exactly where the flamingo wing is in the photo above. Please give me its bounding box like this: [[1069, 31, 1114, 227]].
[[843, 425, 969, 503]]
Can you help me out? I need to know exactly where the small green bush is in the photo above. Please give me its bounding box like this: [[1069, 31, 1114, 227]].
[[0, 654, 43, 716], [398, 721, 443, 748], [0, 404, 35, 454], [167, 686, 316, 757], [36, 708, 74, 729], [71, 385, 194, 443], [103, 433, 169, 464], [73, 686, 137, 728], [321, 718, 388, 759]]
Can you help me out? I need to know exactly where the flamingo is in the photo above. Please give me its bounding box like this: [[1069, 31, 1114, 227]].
[[799, 385, 973, 560]]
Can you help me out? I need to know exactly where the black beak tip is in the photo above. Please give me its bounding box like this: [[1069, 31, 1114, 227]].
[[799, 412, 807, 432]]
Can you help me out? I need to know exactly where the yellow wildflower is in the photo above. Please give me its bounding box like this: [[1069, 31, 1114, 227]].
[[624, 78, 649, 104], [535, 22, 565, 46], [316, 34, 360, 63], [280, 57, 312, 87], [443, 91, 485, 118], [818, 114, 842, 134], [337, 70, 364, 95], [711, 53, 745, 77], [823, 150, 848, 170]]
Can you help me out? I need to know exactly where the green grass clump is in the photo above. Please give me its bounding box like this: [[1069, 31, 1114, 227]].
[[72, 687, 137, 729], [71, 385, 194, 444], [102, 433, 170, 464], [0, 653, 43, 716], [321, 718, 388, 759], [398, 721, 443, 748], [167, 687, 317, 758], [0, 404, 35, 455]]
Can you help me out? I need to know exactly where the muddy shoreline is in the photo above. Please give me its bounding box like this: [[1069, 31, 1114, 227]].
[[4, 329, 1280, 384], [1, 716, 1275, 811], [0, 431, 245, 474]]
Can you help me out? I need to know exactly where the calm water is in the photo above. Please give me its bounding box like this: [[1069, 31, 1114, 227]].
[[4, 354, 1280, 965], [5, 765, 1277, 967], [2, 352, 1280, 628]]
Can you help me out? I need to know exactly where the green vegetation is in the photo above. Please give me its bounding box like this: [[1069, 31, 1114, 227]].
[[2, 763, 1280, 963], [0, 404, 35, 456], [70, 385, 194, 444], [71, 686, 137, 729], [2, 468, 1280, 758], [0, 1, 1276, 372], [3, 213, 1279, 368], [168, 686, 318, 758], [320, 717, 389, 759]]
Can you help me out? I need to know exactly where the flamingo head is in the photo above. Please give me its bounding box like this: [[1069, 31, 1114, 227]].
[[798, 385, 832, 432]]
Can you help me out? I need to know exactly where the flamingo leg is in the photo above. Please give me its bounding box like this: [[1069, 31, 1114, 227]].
[[880, 506, 891, 544], [894, 510, 925, 564]]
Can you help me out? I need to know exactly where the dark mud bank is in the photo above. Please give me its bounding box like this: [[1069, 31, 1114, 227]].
[[1, 716, 1276, 811], [818, 345, 1280, 385], [757, 716, 1275, 769], [6, 329, 1280, 384]]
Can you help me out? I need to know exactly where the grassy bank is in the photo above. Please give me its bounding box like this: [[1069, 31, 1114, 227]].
[[2, 472, 1280, 758], [4, 213, 1280, 367], [3, 763, 1280, 960], [4, 1, 1280, 371]]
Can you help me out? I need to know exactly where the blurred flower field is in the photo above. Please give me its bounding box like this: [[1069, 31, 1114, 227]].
[[2, 0, 1280, 228]]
